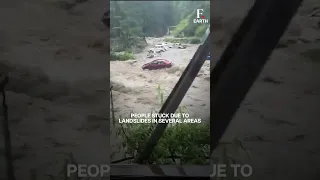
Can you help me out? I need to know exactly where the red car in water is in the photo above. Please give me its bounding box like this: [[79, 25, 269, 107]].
[[142, 59, 173, 70]]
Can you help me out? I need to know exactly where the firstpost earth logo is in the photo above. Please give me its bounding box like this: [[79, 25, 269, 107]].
[[193, 9, 209, 24]]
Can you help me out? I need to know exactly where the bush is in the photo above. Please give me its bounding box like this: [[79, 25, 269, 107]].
[[164, 37, 201, 44], [164, 38, 182, 43], [190, 38, 201, 44], [195, 25, 208, 37], [111, 45, 126, 52], [121, 121, 210, 164], [111, 37, 147, 53], [131, 39, 148, 53], [171, 16, 191, 36], [111, 51, 135, 61]]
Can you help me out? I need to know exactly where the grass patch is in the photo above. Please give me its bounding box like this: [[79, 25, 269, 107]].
[[195, 24, 208, 37], [164, 38, 189, 44], [111, 37, 148, 53], [122, 121, 210, 164], [171, 14, 192, 36], [300, 48, 320, 63], [164, 37, 201, 44], [190, 38, 201, 44], [111, 51, 135, 61], [170, 2, 209, 37]]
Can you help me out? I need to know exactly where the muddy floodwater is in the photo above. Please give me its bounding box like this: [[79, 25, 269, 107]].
[[110, 37, 210, 162], [0, 0, 319, 179], [110, 37, 210, 121]]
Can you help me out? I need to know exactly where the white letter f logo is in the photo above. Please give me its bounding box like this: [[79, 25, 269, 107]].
[[196, 9, 204, 19]]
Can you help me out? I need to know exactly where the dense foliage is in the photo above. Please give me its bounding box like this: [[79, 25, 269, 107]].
[[110, 1, 210, 58], [121, 122, 210, 164]]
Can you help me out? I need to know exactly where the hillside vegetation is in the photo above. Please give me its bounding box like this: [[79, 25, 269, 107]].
[[110, 1, 210, 60], [171, 1, 210, 37]]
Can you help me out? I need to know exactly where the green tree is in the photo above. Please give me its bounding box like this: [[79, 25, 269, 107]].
[[110, 1, 210, 52]]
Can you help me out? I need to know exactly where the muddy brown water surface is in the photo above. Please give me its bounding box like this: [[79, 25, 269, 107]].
[[0, 0, 319, 179], [110, 38, 210, 121], [110, 38, 210, 162]]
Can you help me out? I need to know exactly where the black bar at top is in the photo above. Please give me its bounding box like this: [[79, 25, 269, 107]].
[[110, 0, 209, 1]]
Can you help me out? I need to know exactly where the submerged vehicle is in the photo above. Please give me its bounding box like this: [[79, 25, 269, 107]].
[[142, 59, 173, 70], [178, 44, 187, 49], [163, 42, 172, 48], [147, 53, 154, 58], [149, 48, 162, 53], [161, 42, 172, 48], [155, 45, 167, 51]]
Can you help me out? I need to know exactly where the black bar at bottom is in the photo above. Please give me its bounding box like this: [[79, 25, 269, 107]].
[[111, 177, 209, 180], [110, 165, 212, 180]]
